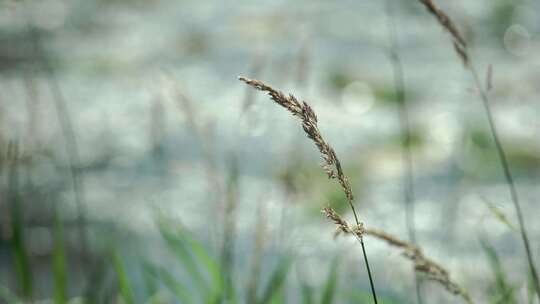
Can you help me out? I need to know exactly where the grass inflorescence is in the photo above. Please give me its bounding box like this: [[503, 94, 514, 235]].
[[239, 76, 378, 304], [416, 0, 540, 300]]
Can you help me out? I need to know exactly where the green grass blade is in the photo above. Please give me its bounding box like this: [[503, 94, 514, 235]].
[[7, 145, 32, 298], [157, 220, 208, 298], [301, 283, 314, 304], [321, 258, 339, 304], [141, 261, 159, 302], [179, 229, 225, 303], [483, 198, 518, 232], [112, 250, 135, 304], [82, 257, 108, 304], [480, 238, 517, 304], [53, 208, 67, 304], [156, 266, 192, 303], [220, 157, 239, 303], [258, 257, 292, 304], [528, 271, 536, 304], [0, 284, 21, 303]]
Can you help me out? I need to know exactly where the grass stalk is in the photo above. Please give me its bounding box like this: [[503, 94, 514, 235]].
[[416, 0, 540, 299], [7, 142, 33, 299], [112, 250, 135, 304], [239, 76, 378, 304], [53, 207, 67, 304], [24, 15, 89, 260], [220, 156, 239, 302], [384, 2, 423, 303], [246, 203, 267, 304], [323, 207, 473, 304]]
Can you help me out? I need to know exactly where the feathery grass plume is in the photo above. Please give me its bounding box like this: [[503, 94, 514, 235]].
[[365, 227, 473, 304], [323, 207, 472, 304], [238, 77, 356, 218], [239, 76, 378, 304], [416, 0, 540, 299], [322, 207, 364, 240]]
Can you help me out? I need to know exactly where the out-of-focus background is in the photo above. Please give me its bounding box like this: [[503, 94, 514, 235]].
[[1, 0, 539, 303]]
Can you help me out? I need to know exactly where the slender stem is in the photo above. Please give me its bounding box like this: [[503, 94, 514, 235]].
[[469, 64, 540, 300], [360, 238, 378, 304], [385, 2, 423, 303], [336, 162, 378, 304], [23, 10, 89, 259]]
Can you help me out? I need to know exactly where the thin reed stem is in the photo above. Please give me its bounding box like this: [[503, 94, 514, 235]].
[[239, 76, 378, 304], [469, 64, 540, 299], [360, 238, 377, 304], [384, 2, 423, 303], [220, 156, 239, 301], [416, 0, 540, 299], [24, 18, 89, 259]]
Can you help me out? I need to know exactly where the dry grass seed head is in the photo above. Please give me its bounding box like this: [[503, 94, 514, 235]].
[[238, 76, 354, 205], [418, 0, 469, 66], [364, 227, 473, 304]]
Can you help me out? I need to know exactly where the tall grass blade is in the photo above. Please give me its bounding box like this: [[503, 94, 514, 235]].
[[53, 208, 67, 304], [221, 156, 239, 302], [321, 258, 339, 304], [24, 7, 89, 259], [301, 283, 314, 304], [153, 264, 191, 303], [414, 0, 540, 298], [157, 221, 207, 298], [384, 2, 423, 303], [112, 250, 135, 304], [7, 143, 33, 298], [528, 271, 536, 304], [0, 284, 20, 303], [82, 257, 108, 304], [246, 204, 267, 304], [186, 236, 225, 303], [141, 261, 159, 302], [483, 199, 518, 232], [158, 218, 225, 303], [480, 238, 517, 304], [258, 257, 292, 304]]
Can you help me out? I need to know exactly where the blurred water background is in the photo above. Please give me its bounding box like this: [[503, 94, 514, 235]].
[[1, 0, 540, 303]]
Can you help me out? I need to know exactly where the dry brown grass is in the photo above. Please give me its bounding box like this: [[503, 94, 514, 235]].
[[417, 0, 468, 66], [322, 207, 474, 304], [238, 76, 357, 220], [239, 76, 378, 303]]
